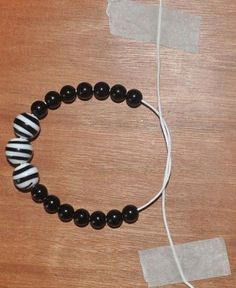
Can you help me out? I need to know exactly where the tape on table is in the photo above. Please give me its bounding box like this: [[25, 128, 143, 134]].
[[107, 0, 202, 53], [139, 237, 231, 287]]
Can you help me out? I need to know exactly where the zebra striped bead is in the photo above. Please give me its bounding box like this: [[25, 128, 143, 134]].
[[6, 138, 33, 166], [13, 113, 40, 140], [13, 163, 39, 191]]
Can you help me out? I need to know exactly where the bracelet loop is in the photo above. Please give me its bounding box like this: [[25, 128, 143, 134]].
[[6, 81, 170, 230]]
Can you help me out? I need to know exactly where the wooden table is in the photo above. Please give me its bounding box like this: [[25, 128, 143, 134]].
[[0, 1, 235, 287]]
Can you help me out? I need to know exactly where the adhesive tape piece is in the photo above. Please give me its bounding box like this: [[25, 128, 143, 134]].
[[107, 0, 201, 53], [139, 237, 231, 287]]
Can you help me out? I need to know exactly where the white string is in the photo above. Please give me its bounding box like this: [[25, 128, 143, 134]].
[[138, 1, 196, 287]]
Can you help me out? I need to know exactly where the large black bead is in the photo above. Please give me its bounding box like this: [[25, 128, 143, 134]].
[[45, 91, 62, 109], [126, 89, 143, 108], [107, 209, 123, 229], [44, 195, 60, 214], [90, 211, 106, 230], [77, 82, 93, 101], [94, 82, 110, 100], [60, 85, 76, 104], [58, 204, 74, 222], [31, 184, 48, 203], [110, 84, 127, 103], [31, 101, 48, 119], [122, 205, 139, 224], [74, 209, 90, 227]]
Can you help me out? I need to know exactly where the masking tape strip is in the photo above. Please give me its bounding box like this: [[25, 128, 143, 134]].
[[107, 0, 201, 53], [139, 237, 231, 287]]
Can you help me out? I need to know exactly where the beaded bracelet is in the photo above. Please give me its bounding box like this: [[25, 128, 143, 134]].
[[6, 81, 170, 230]]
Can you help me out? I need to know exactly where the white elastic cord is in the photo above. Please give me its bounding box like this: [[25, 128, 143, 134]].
[[138, 1, 196, 287], [138, 100, 171, 212]]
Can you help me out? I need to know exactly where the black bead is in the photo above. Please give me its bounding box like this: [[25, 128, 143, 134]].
[[77, 82, 93, 101], [90, 211, 106, 230], [31, 101, 48, 119], [74, 209, 90, 227], [126, 89, 143, 108], [122, 205, 139, 224], [60, 85, 76, 104], [107, 209, 123, 229], [110, 84, 127, 103], [31, 184, 48, 203], [45, 91, 62, 109], [94, 82, 110, 100], [44, 195, 60, 214], [58, 204, 74, 222]]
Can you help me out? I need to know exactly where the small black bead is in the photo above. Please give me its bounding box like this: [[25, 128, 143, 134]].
[[126, 89, 143, 108], [107, 209, 123, 229], [90, 211, 106, 230], [122, 205, 139, 224], [31, 184, 48, 203], [110, 84, 127, 103], [94, 82, 110, 101], [60, 85, 76, 104], [44, 195, 60, 214], [31, 101, 48, 119], [77, 82, 93, 101], [45, 91, 62, 109], [74, 209, 90, 227], [58, 204, 74, 222]]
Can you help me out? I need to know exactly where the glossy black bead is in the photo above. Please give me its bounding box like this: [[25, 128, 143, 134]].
[[77, 82, 93, 101], [58, 204, 74, 222], [31, 101, 48, 119], [107, 209, 123, 229], [45, 91, 62, 109], [90, 211, 106, 230], [74, 209, 90, 227], [126, 89, 143, 108], [44, 195, 60, 214], [122, 205, 139, 224], [60, 85, 76, 104], [31, 184, 48, 203], [110, 84, 127, 103], [94, 82, 110, 100]]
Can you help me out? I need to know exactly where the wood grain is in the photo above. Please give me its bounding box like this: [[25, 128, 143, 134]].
[[0, 1, 235, 287]]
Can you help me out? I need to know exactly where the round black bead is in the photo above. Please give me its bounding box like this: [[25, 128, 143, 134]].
[[77, 82, 93, 101], [45, 91, 62, 109], [44, 195, 60, 214], [31, 101, 48, 119], [90, 211, 106, 230], [122, 205, 139, 224], [110, 84, 127, 103], [126, 89, 143, 108], [107, 209, 123, 229], [60, 85, 76, 104], [58, 204, 74, 222], [94, 82, 110, 100], [74, 209, 90, 227], [31, 184, 48, 203]]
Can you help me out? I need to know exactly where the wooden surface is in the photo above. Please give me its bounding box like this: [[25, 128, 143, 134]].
[[0, 1, 235, 287]]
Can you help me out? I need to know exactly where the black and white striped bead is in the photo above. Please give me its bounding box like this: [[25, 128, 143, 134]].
[[13, 113, 40, 140], [13, 163, 39, 191], [6, 138, 33, 166]]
